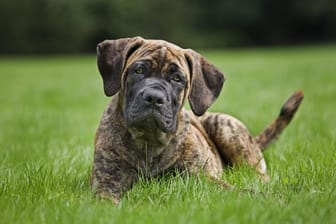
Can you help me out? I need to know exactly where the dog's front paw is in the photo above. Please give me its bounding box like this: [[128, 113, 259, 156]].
[[98, 191, 121, 204]]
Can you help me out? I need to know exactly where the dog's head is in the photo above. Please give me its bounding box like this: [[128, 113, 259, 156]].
[[97, 37, 225, 136]]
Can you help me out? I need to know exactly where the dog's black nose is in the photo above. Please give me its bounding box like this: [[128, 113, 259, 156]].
[[143, 89, 166, 107]]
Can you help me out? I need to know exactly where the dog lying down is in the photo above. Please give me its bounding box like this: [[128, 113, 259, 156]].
[[90, 37, 304, 203]]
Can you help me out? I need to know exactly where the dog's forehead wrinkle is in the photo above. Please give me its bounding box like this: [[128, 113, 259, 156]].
[[129, 42, 186, 71], [158, 46, 168, 68]]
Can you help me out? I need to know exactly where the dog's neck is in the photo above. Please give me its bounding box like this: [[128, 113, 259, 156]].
[[125, 110, 190, 168], [126, 111, 191, 176]]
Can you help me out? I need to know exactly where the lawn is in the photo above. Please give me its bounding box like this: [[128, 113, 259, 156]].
[[0, 46, 335, 223]]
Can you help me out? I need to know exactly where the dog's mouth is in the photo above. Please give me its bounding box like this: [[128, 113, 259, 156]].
[[126, 108, 176, 133]]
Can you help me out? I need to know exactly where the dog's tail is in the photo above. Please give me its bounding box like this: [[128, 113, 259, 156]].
[[255, 91, 304, 151]]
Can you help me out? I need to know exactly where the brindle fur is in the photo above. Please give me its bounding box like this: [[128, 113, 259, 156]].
[[91, 37, 304, 203]]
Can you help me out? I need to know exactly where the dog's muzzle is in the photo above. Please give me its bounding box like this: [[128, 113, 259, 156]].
[[124, 80, 177, 133]]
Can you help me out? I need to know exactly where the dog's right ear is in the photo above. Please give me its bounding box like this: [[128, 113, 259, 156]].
[[97, 37, 144, 96]]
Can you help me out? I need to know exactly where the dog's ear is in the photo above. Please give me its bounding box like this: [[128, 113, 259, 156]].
[[184, 49, 225, 116], [97, 37, 144, 96]]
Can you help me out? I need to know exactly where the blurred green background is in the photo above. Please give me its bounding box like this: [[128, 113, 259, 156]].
[[1, 0, 335, 54]]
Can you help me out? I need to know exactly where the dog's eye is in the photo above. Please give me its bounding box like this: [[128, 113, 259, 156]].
[[171, 74, 182, 82], [135, 66, 144, 74]]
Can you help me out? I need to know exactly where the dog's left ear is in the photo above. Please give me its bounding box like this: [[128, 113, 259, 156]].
[[184, 49, 225, 116], [97, 37, 144, 96]]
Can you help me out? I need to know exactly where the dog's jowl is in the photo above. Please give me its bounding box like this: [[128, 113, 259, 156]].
[[91, 37, 304, 203]]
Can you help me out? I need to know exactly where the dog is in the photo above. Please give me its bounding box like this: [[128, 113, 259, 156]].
[[91, 37, 304, 203]]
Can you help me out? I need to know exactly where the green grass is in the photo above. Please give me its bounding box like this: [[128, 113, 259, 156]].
[[1, 45, 335, 223]]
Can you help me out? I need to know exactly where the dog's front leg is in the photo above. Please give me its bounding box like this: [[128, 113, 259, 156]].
[[91, 150, 138, 204]]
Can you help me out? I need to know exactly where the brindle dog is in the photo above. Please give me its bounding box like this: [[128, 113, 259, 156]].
[[91, 37, 304, 203]]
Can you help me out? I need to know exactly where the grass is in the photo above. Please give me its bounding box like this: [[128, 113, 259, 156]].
[[0, 45, 335, 223]]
